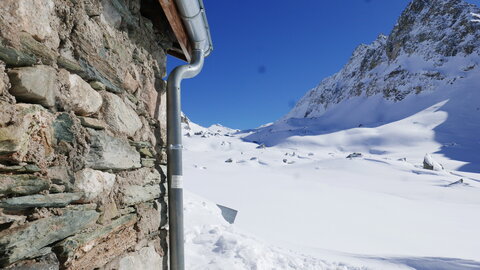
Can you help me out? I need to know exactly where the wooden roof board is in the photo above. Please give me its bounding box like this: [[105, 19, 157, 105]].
[[158, 0, 192, 62]]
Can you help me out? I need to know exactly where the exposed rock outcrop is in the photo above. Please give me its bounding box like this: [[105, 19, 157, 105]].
[[287, 0, 480, 119]]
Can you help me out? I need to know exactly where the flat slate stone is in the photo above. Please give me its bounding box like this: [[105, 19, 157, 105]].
[[89, 81, 106, 91], [19, 32, 57, 66], [7, 251, 59, 270], [0, 193, 83, 210], [55, 214, 136, 263], [0, 43, 36, 67], [120, 185, 160, 206], [141, 158, 155, 168], [78, 59, 123, 94], [0, 164, 41, 173], [57, 56, 84, 75], [78, 116, 106, 130], [7, 65, 57, 108], [129, 141, 152, 149], [101, 92, 142, 137], [0, 212, 26, 225], [0, 208, 99, 267], [85, 129, 141, 170], [139, 148, 154, 158], [62, 74, 103, 116], [0, 174, 50, 197]]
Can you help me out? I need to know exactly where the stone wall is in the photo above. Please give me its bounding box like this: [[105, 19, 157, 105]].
[[0, 0, 172, 269]]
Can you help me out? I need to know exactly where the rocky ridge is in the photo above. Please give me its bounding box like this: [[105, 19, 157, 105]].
[[286, 0, 480, 119]]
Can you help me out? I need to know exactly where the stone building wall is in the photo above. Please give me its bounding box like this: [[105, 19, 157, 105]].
[[0, 0, 172, 269]]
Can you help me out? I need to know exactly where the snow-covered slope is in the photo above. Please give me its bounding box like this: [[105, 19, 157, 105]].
[[245, 72, 480, 172], [183, 115, 480, 269]]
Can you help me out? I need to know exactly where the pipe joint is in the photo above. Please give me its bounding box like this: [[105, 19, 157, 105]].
[[169, 144, 184, 150]]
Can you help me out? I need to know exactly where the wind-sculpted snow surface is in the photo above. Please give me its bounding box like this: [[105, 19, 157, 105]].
[[182, 120, 480, 269], [286, 0, 480, 119]]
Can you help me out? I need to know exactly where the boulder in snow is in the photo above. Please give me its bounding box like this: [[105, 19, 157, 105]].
[[447, 179, 464, 186], [346, 152, 362, 159], [256, 144, 266, 149], [423, 154, 444, 171]]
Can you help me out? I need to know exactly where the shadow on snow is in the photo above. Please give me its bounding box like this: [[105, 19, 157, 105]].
[[243, 81, 480, 173]]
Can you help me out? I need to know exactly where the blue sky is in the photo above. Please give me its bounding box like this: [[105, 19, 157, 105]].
[[167, 0, 413, 130]]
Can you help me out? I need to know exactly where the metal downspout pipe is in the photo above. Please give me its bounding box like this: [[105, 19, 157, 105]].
[[167, 48, 204, 270], [163, 0, 212, 268]]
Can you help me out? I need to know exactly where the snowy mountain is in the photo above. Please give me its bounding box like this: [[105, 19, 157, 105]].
[[286, 0, 480, 120], [246, 0, 480, 173]]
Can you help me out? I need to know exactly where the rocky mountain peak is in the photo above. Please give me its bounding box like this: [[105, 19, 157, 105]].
[[285, 0, 479, 119], [386, 0, 478, 60]]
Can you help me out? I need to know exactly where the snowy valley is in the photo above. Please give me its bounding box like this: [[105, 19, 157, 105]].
[[180, 0, 480, 269]]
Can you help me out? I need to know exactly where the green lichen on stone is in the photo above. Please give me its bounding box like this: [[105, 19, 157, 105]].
[[89, 81, 106, 91], [141, 158, 155, 168], [0, 42, 36, 67], [53, 113, 74, 143], [139, 147, 154, 158]]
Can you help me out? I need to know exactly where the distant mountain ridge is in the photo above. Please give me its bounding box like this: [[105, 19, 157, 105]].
[[286, 0, 480, 119]]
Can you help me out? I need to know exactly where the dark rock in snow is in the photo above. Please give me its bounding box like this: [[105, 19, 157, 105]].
[[346, 153, 363, 159], [447, 179, 464, 186], [423, 153, 444, 171], [256, 144, 266, 149]]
